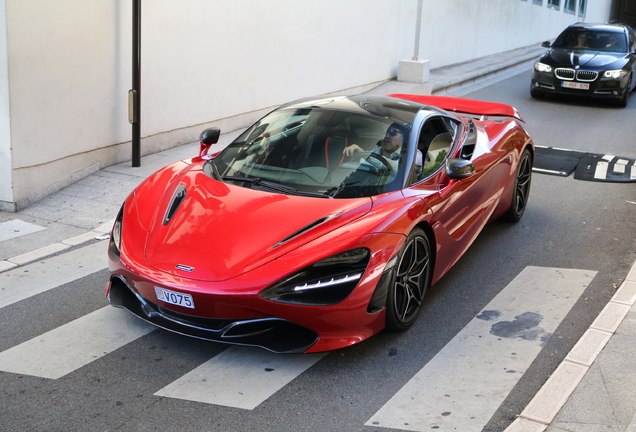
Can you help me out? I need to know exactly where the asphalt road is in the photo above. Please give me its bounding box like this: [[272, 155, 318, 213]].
[[1, 70, 635, 432]]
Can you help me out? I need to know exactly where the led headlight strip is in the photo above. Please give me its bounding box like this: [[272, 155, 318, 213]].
[[292, 273, 363, 292], [261, 248, 370, 306]]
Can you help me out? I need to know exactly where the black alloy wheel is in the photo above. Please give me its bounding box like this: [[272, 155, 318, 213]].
[[504, 148, 532, 222], [386, 228, 432, 331]]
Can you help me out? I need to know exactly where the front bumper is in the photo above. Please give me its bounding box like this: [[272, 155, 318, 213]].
[[106, 228, 404, 353], [531, 70, 629, 99], [108, 275, 318, 353]]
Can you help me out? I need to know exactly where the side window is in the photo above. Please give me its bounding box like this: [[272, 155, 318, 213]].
[[415, 116, 457, 182]]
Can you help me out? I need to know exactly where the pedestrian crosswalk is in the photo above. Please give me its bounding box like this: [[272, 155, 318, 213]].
[[0, 241, 597, 431], [366, 266, 596, 432]]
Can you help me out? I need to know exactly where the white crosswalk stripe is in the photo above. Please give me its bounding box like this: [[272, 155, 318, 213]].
[[0, 241, 108, 309], [0, 307, 155, 379], [155, 346, 326, 409], [366, 266, 596, 432]]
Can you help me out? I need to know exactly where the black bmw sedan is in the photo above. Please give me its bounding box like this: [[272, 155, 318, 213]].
[[531, 22, 636, 107]]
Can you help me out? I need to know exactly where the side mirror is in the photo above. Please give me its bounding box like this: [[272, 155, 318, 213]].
[[446, 158, 475, 180], [199, 127, 221, 157], [541, 41, 551, 48]]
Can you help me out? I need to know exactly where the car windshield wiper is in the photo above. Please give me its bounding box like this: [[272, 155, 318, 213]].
[[222, 176, 296, 193], [222, 175, 258, 185], [222, 176, 331, 198], [255, 179, 298, 193]]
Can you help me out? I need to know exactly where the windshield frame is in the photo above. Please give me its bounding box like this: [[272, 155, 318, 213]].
[[552, 28, 628, 53], [205, 101, 422, 199]]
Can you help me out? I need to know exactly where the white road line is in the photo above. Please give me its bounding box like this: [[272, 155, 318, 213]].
[[531, 168, 569, 176], [155, 346, 327, 409], [594, 161, 609, 180], [0, 307, 155, 379], [0, 241, 108, 309], [366, 266, 596, 432], [614, 163, 627, 174]]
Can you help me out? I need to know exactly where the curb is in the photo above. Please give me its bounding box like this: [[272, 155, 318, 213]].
[[429, 46, 544, 94]]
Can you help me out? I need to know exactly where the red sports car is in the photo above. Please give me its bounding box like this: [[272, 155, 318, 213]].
[[106, 94, 534, 353]]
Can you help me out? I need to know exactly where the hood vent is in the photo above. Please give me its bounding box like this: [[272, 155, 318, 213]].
[[163, 184, 187, 226], [271, 213, 341, 249]]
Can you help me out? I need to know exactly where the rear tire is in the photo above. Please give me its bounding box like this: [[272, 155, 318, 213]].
[[503, 148, 532, 222], [385, 228, 432, 332]]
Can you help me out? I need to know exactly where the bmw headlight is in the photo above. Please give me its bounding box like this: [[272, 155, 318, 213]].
[[603, 69, 627, 79], [261, 248, 370, 306], [534, 62, 552, 73], [108, 206, 124, 261]]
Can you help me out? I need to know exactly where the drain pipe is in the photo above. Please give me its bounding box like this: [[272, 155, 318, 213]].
[[128, 0, 141, 167]]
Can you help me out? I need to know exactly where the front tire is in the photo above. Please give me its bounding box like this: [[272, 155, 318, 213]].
[[503, 148, 532, 222], [617, 75, 632, 108], [530, 88, 545, 99], [386, 228, 432, 331]]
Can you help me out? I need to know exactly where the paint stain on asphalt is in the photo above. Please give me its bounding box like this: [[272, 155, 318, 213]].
[[476, 310, 502, 321], [490, 312, 551, 344]]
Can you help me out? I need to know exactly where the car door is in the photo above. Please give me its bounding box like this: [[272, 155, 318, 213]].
[[411, 116, 504, 278]]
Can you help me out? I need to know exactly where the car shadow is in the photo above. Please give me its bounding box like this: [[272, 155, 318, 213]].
[[530, 92, 632, 109]]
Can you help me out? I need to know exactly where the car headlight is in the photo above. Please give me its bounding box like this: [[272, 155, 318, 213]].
[[260, 248, 370, 306], [109, 206, 124, 261], [603, 69, 628, 79], [534, 62, 552, 73]]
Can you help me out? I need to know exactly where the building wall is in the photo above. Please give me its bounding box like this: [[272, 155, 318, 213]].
[[0, 0, 613, 210]]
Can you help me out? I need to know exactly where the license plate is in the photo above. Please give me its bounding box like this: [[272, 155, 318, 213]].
[[154, 287, 195, 309], [562, 81, 590, 90]]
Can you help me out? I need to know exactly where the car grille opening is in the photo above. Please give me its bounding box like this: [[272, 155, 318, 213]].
[[555, 68, 575, 80], [555, 68, 598, 82], [576, 71, 598, 82]]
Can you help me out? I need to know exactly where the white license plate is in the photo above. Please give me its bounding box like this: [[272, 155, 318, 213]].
[[562, 81, 590, 90], [154, 287, 195, 309]]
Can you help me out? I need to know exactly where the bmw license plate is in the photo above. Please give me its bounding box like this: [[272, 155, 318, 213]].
[[154, 287, 195, 309], [562, 81, 589, 90]]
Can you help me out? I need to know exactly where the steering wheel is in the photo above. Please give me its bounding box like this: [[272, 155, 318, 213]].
[[354, 151, 394, 175]]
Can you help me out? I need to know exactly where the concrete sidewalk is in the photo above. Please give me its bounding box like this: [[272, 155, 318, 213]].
[[2, 42, 635, 432]]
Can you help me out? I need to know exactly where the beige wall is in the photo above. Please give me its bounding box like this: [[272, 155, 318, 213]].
[[0, 0, 613, 210]]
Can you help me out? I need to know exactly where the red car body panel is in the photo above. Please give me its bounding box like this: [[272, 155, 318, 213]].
[[105, 94, 534, 353], [145, 168, 373, 281]]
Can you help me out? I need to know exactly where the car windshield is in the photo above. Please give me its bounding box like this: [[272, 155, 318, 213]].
[[207, 107, 415, 198], [552, 29, 627, 53]]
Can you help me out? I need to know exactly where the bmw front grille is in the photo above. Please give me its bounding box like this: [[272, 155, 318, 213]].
[[555, 68, 598, 82]]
